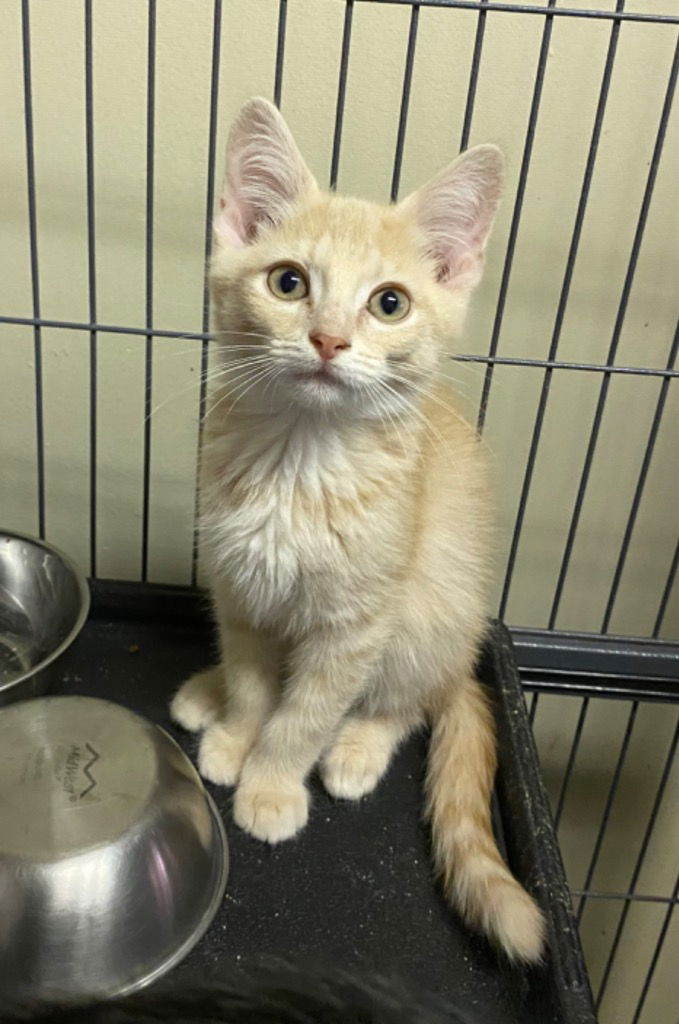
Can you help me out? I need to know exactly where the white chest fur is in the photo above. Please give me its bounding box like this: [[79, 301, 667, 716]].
[[200, 416, 394, 630]]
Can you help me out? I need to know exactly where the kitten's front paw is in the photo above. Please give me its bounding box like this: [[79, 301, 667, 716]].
[[233, 775, 309, 843], [198, 722, 252, 787], [171, 667, 223, 733], [321, 723, 392, 800], [321, 747, 387, 800]]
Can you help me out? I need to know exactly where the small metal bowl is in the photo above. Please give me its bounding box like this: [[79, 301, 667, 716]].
[[0, 531, 90, 707], [0, 696, 229, 1002]]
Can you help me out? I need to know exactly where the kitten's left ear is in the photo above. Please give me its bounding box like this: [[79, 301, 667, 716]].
[[215, 97, 317, 248], [400, 144, 504, 292]]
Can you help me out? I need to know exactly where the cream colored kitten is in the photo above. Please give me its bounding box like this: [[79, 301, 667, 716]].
[[171, 98, 544, 963]]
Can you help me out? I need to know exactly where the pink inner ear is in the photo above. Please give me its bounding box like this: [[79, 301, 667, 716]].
[[438, 224, 487, 288], [215, 198, 247, 249], [422, 194, 494, 291], [213, 98, 318, 250], [408, 146, 503, 292]]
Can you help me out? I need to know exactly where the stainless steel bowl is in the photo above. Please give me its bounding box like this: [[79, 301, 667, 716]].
[[0, 531, 90, 707], [0, 696, 229, 1001]]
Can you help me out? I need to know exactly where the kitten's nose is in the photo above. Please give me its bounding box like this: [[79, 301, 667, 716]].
[[309, 332, 351, 362]]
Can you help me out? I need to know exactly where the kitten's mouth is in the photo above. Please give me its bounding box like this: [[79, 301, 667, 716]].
[[294, 367, 343, 387]]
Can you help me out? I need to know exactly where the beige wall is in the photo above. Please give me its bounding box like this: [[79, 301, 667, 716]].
[[1, 2, 677, 1019]]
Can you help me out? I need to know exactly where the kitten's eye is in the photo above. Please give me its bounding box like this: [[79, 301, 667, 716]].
[[267, 264, 309, 301], [368, 286, 411, 323]]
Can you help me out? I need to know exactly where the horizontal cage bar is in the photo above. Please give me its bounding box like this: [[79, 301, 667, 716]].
[[356, 0, 679, 26], [2, 317, 678, 379], [570, 890, 679, 905]]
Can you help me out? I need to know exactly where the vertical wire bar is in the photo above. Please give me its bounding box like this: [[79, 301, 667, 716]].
[[141, 0, 156, 583], [528, 691, 539, 726], [459, 0, 488, 152], [549, 35, 679, 627], [190, 0, 222, 588], [84, 0, 97, 578], [653, 535, 679, 638], [498, 1, 623, 619], [554, 696, 589, 830], [601, 320, 679, 631], [630, 870, 679, 1024], [575, 700, 639, 925], [330, 0, 354, 190], [476, 0, 557, 433], [21, 0, 45, 540], [390, 4, 420, 202], [595, 713, 679, 1009], [273, 0, 287, 108]]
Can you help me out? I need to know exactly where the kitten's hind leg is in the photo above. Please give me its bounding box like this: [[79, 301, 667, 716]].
[[171, 666, 224, 733], [321, 714, 417, 800]]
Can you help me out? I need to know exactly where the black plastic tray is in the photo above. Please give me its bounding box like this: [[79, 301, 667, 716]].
[[49, 581, 595, 1024]]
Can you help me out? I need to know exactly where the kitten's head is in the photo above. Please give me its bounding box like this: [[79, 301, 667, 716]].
[[210, 98, 503, 419]]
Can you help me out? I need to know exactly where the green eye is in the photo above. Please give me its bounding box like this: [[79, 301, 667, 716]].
[[368, 286, 411, 323], [267, 264, 309, 301]]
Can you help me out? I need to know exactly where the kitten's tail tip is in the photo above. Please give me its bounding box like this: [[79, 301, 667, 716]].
[[445, 871, 546, 965], [426, 678, 546, 965], [484, 880, 546, 964]]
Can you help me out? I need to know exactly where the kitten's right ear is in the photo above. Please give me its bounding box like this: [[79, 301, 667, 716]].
[[215, 97, 317, 248]]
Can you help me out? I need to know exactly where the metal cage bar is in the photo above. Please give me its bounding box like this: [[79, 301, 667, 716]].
[[575, 701, 639, 924], [630, 870, 679, 1023], [20, 0, 45, 541], [274, 0, 288, 109], [601, 321, 679, 631], [84, 0, 97, 579], [476, 0, 556, 431], [571, 889, 679, 907], [5, 313, 677, 380], [529, 685, 679, 1021], [595, 713, 679, 1008], [357, 0, 679, 25], [191, 0, 223, 587], [140, 0, 157, 583], [391, 3, 420, 201], [498, 0, 624, 618], [653, 535, 679, 639], [554, 697, 589, 830], [330, 0, 354, 190], [548, 35, 679, 628], [459, 0, 488, 151]]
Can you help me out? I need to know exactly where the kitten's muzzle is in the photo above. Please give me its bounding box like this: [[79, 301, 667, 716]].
[[309, 332, 351, 362]]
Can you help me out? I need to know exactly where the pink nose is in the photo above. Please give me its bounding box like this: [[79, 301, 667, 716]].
[[309, 332, 351, 362]]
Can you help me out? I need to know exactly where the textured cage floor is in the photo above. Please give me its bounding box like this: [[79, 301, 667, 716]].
[[47, 582, 595, 1024]]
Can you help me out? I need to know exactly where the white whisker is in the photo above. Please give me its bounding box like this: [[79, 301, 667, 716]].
[[144, 355, 275, 422], [376, 377, 446, 449], [225, 364, 282, 415], [207, 362, 279, 419], [365, 380, 415, 456]]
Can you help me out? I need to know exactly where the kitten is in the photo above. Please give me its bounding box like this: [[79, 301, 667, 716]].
[[171, 98, 544, 963]]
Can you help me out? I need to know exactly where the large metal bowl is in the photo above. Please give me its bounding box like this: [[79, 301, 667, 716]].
[[0, 531, 90, 707], [0, 696, 229, 1002]]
